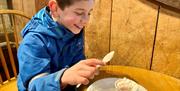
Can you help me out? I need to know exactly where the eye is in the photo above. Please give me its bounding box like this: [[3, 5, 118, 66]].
[[88, 9, 93, 16], [88, 12, 91, 16], [74, 12, 84, 16]]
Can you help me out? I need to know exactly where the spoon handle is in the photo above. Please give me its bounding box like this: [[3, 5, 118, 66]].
[[76, 83, 81, 88]]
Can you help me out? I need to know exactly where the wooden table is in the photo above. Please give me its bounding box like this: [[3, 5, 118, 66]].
[[78, 65, 180, 91]]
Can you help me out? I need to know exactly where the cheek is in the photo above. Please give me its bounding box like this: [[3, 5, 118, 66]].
[[65, 16, 80, 25]]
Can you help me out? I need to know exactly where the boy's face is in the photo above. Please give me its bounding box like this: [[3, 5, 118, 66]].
[[56, 0, 94, 34]]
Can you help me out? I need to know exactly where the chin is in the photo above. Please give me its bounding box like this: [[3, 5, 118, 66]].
[[72, 29, 82, 34]]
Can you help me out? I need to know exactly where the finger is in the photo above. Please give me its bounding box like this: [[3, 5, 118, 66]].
[[78, 69, 95, 78], [77, 77, 89, 85], [84, 59, 105, 66], [95, 69, 99, 76], [89, 75, 95, 79], [80, 64, 96, 72], [78, 65, 97, 77]]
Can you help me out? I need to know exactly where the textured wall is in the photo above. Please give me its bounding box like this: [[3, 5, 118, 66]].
[[85, 0, 180, 79]]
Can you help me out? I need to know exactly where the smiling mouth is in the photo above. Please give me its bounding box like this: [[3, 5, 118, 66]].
[[74, 24, 83, 29]]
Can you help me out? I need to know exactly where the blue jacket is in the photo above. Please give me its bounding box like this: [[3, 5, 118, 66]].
[[17, 7, 85, 91]]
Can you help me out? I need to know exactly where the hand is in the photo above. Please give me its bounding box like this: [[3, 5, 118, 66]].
[[61, 58, 105, 86]]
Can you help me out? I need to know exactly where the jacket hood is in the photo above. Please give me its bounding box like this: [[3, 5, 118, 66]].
[[21, 7, 75, 40]]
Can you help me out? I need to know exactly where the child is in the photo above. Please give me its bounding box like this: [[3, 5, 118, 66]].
[[17, 0, 105, 91]]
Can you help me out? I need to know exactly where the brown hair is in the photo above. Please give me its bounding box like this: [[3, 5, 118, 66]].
[[56, 0, 87, 10]]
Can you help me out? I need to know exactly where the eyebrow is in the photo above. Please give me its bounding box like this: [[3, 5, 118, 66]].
[[75, 8, 86, 11], [75, 8, 93, 12]]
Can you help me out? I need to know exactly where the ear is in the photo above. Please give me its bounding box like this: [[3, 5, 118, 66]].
[[48, 0, 59, 17]]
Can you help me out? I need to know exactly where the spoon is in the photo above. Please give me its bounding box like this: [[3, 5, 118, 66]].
[[102, 51, 115, 63], [76, 51, 115, 88]]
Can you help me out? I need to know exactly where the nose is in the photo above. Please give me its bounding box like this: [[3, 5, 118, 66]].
[[81, 15, 90, 25]]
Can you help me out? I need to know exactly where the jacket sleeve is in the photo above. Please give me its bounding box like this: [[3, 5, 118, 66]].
[[28, 68, 67, 91], [17, 33, 65, 91]]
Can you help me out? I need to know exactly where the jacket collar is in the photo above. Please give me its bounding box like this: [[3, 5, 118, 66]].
[[43, 7, 75, 41]]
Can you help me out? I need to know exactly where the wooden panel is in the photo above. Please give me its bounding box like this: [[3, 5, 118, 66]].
[[152, 7, 180, 78], [11, 0, 34, 41], [35, 0, 48, 12], [0, 0, 8, 9], [110, 0, 158, 69], [12, 0, 35, 17], [85, 0, 112, 59], [22, 0, 36, 17], [12, 0, 23, 11], [155, 0, 180, 10]]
